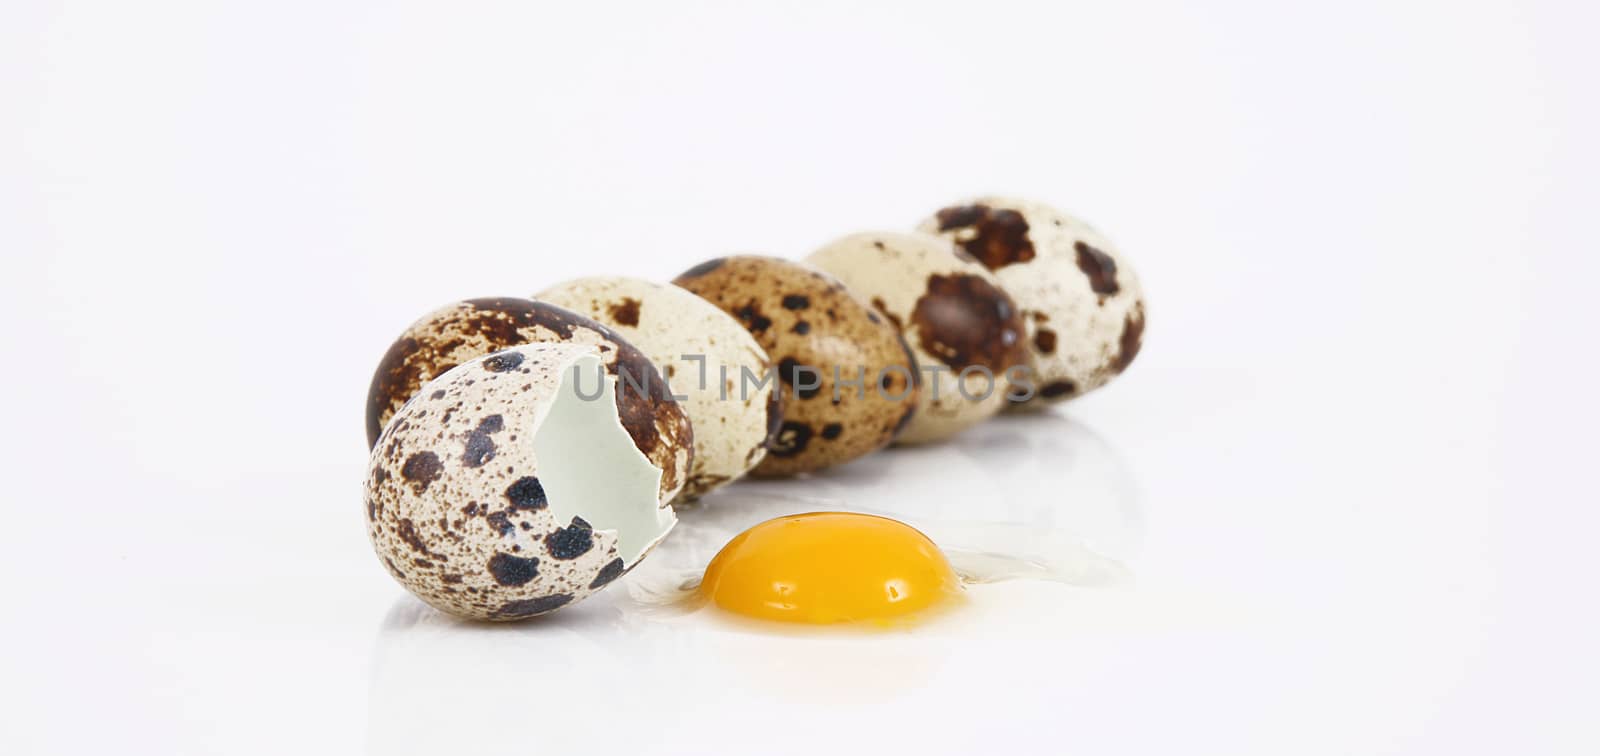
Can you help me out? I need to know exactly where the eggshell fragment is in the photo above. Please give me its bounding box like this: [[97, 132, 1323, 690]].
[[536, 277, 780, 499], [917, 198, 1146, 408], [365, 343, 676, 621], [365, 297, 692, 501], [808, 232, 1026, 443], [673, 256, 918, 476]]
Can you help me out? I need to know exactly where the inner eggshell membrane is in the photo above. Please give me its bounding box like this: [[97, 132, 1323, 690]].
[[534, 352, 675, 565]]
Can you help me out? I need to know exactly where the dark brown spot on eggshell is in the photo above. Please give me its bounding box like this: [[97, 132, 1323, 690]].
[[607, 343, 691, 499], [504, 476, 546, 510], [487, 552, 540, 586], [1034, 329, 1057, 354], [589, 559, 626, 589], [1074, 240, 1121, 297], [492, 593, 574, 619], [767, 421, 814, 458], [461, 414, 504, 467], [544, 517, 595, 560], [933, 204, 985, 228], [609, 343, 690, 498], [396, 518, 437, 557], [484, 511, 515, 537], [733, 302, 772, 333], [481, 350, 525, 372], [910, 273, 1026, 372], [400, 452, 443, 494], [1039, 381, 1077, 399], [383, 557, 406, 579], [934, 204, 1036, 269], [608, 297, 642, 327], [777, 357, 823, 400], [870, 297, 903, 331], [1111, 305, 1145, 374]]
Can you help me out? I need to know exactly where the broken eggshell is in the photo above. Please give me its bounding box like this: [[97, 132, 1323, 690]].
[[535, 277, 781, 499], [365, 297, 692, 502], [365, 343, 677, 621], [808, 231, 1027, 443], [917, 197, 1146, 408], [673, 255, 919, 477]]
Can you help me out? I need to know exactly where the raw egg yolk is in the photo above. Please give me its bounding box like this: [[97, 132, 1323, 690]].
[[699, 512, 962, 625]]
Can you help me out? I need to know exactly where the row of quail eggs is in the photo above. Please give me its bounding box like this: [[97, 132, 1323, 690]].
[[363, 196, 1146, 620]]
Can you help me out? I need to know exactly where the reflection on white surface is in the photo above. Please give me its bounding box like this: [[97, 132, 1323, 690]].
[[642, 411, 1142, 589], [366, 412, 1140, 755], [368, 596, 678, 755]]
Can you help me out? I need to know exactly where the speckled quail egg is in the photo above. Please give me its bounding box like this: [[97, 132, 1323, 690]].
[[534, 277, 781, 499], [673, 256, 918, 477], [917, 197, 1146, 408], [808, 231, 1026, 444], [365, 297, 693, 502], [365, 343, 677, 620]]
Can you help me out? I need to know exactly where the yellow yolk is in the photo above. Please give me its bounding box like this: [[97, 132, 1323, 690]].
[[699, 512, 962, 625]]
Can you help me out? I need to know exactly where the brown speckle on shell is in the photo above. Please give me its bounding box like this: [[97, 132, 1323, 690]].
[[400, 452, 443, 494], [767, 420, 814, 458], [461, 414, 504, 467], [1111, 303, 1145, 374], [588, 559, 626, 589], [504, 476, 547, 510], [934, 204, 1036, 269], [487, 552, 540, 586], [492, 593, 574, 619], [1034, 329, 1058, 354], [544, 517, 596, 560], [910, 273, 1026, 372], [482, 350, 526, 372], [1074, 240, 1121, 297], [1038, 381, 1077, 399], [608, 297, 642, 327]]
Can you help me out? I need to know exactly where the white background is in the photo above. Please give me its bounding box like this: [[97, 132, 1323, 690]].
[[3, 1, 1597, 754]]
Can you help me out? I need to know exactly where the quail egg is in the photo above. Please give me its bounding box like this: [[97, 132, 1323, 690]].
[[365, 297, 693, 502], [673, 256, 918, 476], [535, 277, 781, 499], [808, 231, 1026, 443], [917, 197, 1146, 407], [365, 343, 677, 620]]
